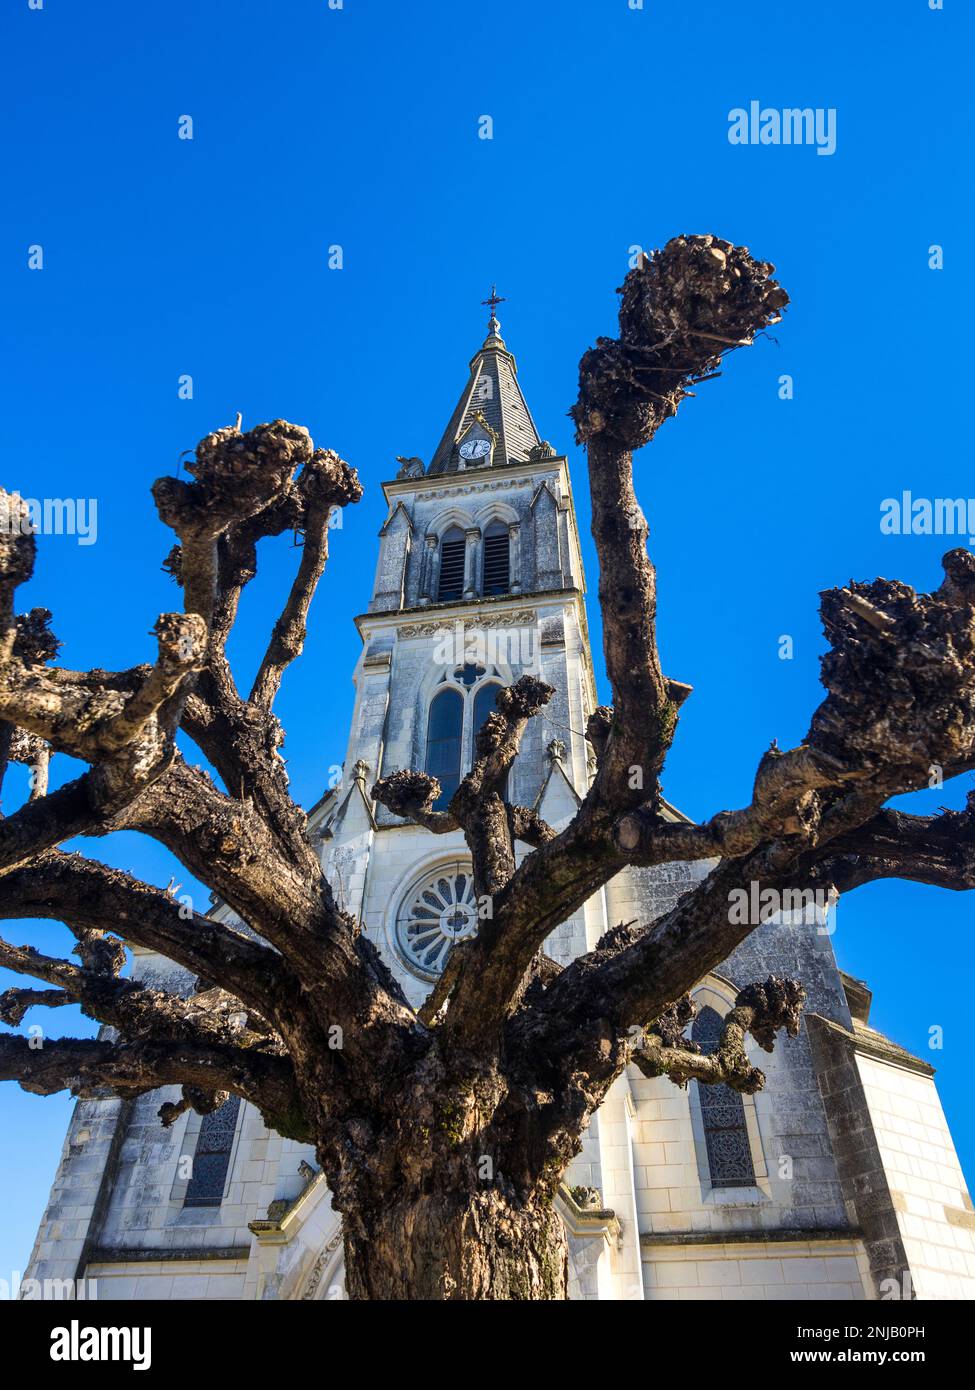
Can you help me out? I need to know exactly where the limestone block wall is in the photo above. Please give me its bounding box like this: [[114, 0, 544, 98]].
[[562, 1197, 624, 1300], [641, 1236, 870, 1301], [595, 1078, 647, 1299], [372, 504, 412, 612], [346, 642, 392, 792], [856, 1053, 975, 1299], [627, 1006, 851, 1239], [85, 1255, 249, 1301], [605, 859, 712, 938], [566, 1234, 605, 1300], [610, 865, 856, 1244], [23, 1092, 130, 1287], [87, 1079, 310, 1258], [320, 780, 376, 920]]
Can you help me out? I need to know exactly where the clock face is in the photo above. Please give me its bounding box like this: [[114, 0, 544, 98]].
[[459, 438, 490, 461]]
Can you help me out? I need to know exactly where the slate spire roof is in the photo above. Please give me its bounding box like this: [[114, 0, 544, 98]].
[[427, 311, 542, 474]]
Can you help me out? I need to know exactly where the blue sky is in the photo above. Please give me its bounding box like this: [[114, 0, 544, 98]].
[[1, 0, 971, 1278]]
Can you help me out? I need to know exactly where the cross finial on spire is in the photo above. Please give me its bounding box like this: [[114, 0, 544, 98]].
[[481, 283, 506, 327]]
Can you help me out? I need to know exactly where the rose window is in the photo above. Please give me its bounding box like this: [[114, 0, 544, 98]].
[[395, 865, 478, 980]]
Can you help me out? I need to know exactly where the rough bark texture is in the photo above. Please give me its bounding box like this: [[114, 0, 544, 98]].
[[345, 1194, 567, 1301], [3, 236, 975, 1299]]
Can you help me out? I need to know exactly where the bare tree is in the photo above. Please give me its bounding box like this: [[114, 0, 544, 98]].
[[2, 236, 973, 1300]]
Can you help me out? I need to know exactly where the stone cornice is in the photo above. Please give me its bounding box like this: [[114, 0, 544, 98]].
[[556, 1183, 621, 1244], [248, 1170, 329, 1247], [396, 607, 539, 639], [86, 1245, 250, 1265], [381, 455, 571, 504], [640, 1227, 863, 1248], [808, 1012, 935, 1078], [353, 588, 584, 638]]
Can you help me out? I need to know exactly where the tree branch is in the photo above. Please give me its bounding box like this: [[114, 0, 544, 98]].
[[370, 770, 459, 834], [0, 613, 206, 761], [0, 929, 286, 1083], [0, 1034, 308, 1139], [108, 755, 348, 975], [631, 977, 806, 1094], [163, 444, 362, 873], [615, 743, 848, 864], [0, 771, 132, 873], [152, 420, 315, 624], [250, 449, 362, 710], [0, 489, 35, 665], [371, 764, 557, 851], [0, 987, 71, 1027], [802, 792, 975, 894], [507, 805, 557, 849], [0, 424, 423, 1149], [616, 549, 975, 870], [0, 851, 288, 1015]]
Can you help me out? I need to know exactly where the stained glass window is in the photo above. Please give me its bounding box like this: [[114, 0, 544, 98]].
[[472, 682, 501, 738], [426, 687, 464, 808], [453, 663, 485, 688], [183, 1094, 241, 1207], [693, 1005, 756, 1188]]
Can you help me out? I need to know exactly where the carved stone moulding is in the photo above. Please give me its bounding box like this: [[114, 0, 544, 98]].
[[397, 608, 537, 639]]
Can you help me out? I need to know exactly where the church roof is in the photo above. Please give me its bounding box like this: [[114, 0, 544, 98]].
[[428, 314, 543, 474]]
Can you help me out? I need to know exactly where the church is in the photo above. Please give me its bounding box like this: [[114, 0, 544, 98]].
[[25, 308, 975, 1302]]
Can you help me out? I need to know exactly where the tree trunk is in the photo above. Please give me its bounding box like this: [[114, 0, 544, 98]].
[[343, 1190, 568, 1301]]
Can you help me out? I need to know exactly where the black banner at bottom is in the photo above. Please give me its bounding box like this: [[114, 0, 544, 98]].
[[0, 1296, 966, 1375]]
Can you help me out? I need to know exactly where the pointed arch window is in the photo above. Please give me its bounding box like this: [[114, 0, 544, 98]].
[[482, 521, 510, 595], [426, 687, 464, 808], [472, 681, 502, 739], [423, 681, 513, 811], [183, 1094, 241, 1208], [471, 682, 509, 797], [692, 1006, 756, 1188], [437, 527, 466, 602]]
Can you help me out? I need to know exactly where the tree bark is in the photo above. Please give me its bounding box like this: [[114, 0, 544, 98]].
[[343, 1190, 568, 1301]]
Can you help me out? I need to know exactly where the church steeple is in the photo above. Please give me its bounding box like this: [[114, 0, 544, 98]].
[[427, 293, 543, 475]]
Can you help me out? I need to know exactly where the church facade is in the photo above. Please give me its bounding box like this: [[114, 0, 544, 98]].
[[25, 313, 975, 1301]]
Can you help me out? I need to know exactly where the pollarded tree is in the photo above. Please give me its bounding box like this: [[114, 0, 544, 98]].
[[2, 237, 974, 1300]]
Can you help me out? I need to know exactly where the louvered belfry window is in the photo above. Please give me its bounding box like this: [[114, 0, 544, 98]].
[[184, 1094, 241, 1207], [437, 528, 466, 601], [482, 522, 510, 595], [692, 1006, 756, 1188]]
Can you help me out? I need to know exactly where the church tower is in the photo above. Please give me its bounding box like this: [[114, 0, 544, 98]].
[[314, 301, 604, 1001], [23, 307, 975, 1303]]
